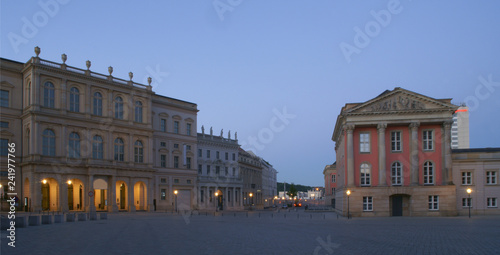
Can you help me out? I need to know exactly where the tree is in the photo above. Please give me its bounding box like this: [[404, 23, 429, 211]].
[[286, 184, 298, 202]]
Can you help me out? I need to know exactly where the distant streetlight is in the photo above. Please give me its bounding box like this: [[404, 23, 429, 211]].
[[467, 188, 472, 218], [249, 193, 253, 205], [346, 190, 351, 219], [174, 190, 178, 213]]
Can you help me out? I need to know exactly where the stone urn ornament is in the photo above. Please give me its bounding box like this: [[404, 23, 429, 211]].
[[86, 60, 91, 70], [35, 46, 41, 57], [108, 66, 113, 76], [61, 53, 67, 64], [129, 72, 133, 81]]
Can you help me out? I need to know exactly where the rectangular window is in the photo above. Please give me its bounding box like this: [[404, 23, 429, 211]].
[[462, 198, 472, 207], [161, 189, 166, 200], [225, 152, 229, 160], [207, 150, 211, 159], [198, 164, 202, 174], [160, 154, 166, 168], [160, 178, 166, 183], [486, 171, 497, 185], [232, 167, 236, 176], [160, 119, 167, 132], [462, 172, 472, 185], [359, 133, 370, 153], [174, 144, 179, 149], [207, 165, 211, 175], [209, 191, 212, 202], [216, 151, 220, 159], [331, 175, 336, 183], [200, 190, 204, 203], [198, 149, 202, 157], [174, 156, 179, 168], [423, 130, 434, 151], [216, 166, 220, 175], [0, 139, 8, 156], [174, 121, 179, 134], [232, 153, 236, 161], [225, 167, 228, 176], [391, 131, 402, 152], [428, 195, 439, 210], [0, 90, 9, 107], [186, 123, 191, 136], [174, 179, 179, 184], [487, 198, 497, 208], [186, 145, 191, 151], [186, 157, 191, 169], [160, 142, 166, 147], [363, 197, 373, 211], [332, 188, 335, 195], [0, 121, 8, 128], [187, 179, 191, 184]]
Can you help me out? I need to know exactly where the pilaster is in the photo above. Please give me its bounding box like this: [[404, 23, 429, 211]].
[[345, 124, 355, 186], [409, 122, 420, 185], [377, 123, 387, 186]]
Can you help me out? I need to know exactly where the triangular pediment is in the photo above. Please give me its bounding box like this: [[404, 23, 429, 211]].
[[346, 88, 457, 114]]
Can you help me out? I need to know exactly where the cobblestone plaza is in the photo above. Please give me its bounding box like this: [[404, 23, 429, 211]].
[[2, 211, 499, 255]]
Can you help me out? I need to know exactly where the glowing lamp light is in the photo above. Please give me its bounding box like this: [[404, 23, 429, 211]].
[[249, 193, 253, 197], [215, 192, 218, 196], [346, 190, 351, 196], [42, 179, 47, 184], [67, 180, 72, 185], [467, 188, 472, 194], [174, 190, 178, 195]]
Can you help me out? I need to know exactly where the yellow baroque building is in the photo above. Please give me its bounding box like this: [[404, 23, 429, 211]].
[[0, 48, 198, 213]]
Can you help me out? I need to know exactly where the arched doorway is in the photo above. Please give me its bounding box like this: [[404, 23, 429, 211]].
[[41, 178, 59, 211], [116, 181, 127, 210], [94, 178, 108, 211], [134, 181, 147, 211], [67, 179, 84, 211]]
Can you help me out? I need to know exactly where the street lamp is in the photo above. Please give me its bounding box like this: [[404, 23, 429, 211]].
[[467, 188, 472, 218], [346, 190, 351, 219], [174, 190, 178, 212], [249, 193, 253, 206], [215, 192, 219, 211]]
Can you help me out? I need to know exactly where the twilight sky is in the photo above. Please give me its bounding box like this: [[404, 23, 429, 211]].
[[2, 1, 499, 186]]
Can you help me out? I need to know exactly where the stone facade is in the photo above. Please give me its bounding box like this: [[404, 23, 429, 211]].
[[331, 88, 459, 217], [0, 49, 197, 213], [261, 158, 277, 207], [239, 149, 263, 209], [196, 129, 243, 211], [452, 148, 500, 216]]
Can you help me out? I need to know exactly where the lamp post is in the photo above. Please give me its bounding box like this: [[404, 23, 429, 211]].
[[215, 192, 219, 211], [467, 188, 472, 218], [249, 193, 253, 206], [346, 190, 351, 219], [174, 190, 178, 213]]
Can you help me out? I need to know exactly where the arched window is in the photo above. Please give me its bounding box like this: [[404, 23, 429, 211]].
[[135, 101, 143, 123], [43, 82, 55, 108], [42, 129, 56, 156], [134, 140, 143, 163], [92, 135, 103, 159], [114, 138, 124, 161], [391, 162, 402, 185], [68, 132, 80, 158], [423, 161, 434, 184], [360, 163, 371, 186], [93, 92, 103, 116], [115, 96, 124, 119], [69, 87, 80, 112]]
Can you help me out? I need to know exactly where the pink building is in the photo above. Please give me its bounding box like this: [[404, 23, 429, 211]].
[[331, 88, 458, 217]]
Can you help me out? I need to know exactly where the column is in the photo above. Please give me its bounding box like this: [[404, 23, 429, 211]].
[[346, 124, 355, 186], [31, 71, 39, 110], [32, 174, 42, 212], [205, 186, 209, 209], [377, 123, 387, 186], [88, 175, 96, 213], [59, 175, 69, 212], [148, 178, 154, 211], [33, 122, 39, 156], [443, 121, 453, 185], [129, 134, 134, 163], [107, 131, 113, 161], [128, 179, 136, 212], [409, 122, 420, 185], [109, 175, 118, 212], [60, 78, 67, 114]]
